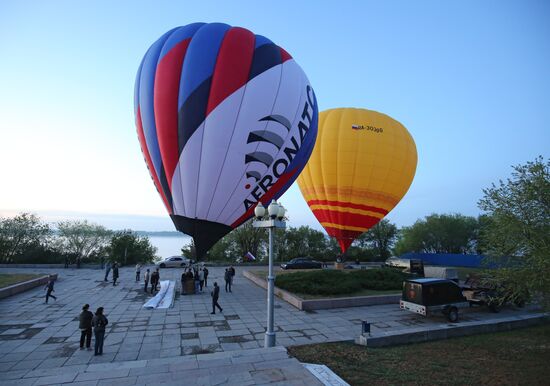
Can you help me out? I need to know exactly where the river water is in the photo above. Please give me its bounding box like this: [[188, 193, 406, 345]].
[[148, 235, 192, 259]]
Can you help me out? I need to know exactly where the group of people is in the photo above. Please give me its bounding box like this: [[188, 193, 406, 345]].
[[103, 262, 120, 286], [78, 304, 109, 356], [143, 267, 160, 293], [180, 265, 209, 294]]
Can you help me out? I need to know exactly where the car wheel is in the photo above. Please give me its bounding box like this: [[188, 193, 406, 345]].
[[160, 263, 166, 268], [181, 263, 185, 267], [488, 302, 501, 313], [446, 307, 459, 323]]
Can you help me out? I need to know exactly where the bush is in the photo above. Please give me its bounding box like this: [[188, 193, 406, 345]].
[[275, 268, 409, 296]]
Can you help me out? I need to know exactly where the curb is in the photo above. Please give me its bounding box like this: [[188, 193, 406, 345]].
[[355, 312, 549, 348], [243, 270, 400, 311], [0, 273, 59, 299]]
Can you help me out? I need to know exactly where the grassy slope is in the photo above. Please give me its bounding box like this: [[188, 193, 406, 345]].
[[0, 273, 42, 288], [289, 324, 550, 386]]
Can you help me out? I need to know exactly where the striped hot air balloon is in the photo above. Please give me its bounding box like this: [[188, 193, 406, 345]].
[[297, 108, 417, 253], [134, 23, 318, 259]]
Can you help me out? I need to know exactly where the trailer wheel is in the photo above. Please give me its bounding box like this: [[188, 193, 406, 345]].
[[447, 307, 459, 323]]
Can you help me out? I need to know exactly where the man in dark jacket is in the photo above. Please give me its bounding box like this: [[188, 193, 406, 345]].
[[92, 307, 108, 356], [150, 268, 160, 293], [79, 304, 93, 350], [112, 263, 119, 286], [210, 282, 223, 314], [203, 267, 209, 287], [44, 276, 57, 303], [224, 269, 232, 293]]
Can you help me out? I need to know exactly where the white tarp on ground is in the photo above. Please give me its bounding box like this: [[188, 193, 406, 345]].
[[303, 363, 350, 386], [143, 280, 175, 309]]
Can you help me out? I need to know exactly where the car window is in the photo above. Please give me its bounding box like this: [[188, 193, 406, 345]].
[[174, 258, 182, 261]]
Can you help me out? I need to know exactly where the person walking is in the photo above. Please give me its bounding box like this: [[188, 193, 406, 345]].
[[92, 307, 108, 356], [104, 262, 111, 281], [79, 304, 93, 350], [44, 276, 57, 303], [224, 269, 232, 293], [198, 268, 205, 292], [112, 262, 119, 286], [210, 282, 223, 314], [203, 267, 209, 287], [144, 268, 150, 292], [135, 263, 142, 282]]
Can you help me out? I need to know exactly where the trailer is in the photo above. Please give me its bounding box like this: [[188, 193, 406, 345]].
[[400, 278, 470, 322]]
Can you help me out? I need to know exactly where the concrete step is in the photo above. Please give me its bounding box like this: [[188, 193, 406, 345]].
[[2, 346, 323, 386]]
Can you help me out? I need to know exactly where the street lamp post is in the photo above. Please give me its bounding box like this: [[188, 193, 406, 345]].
[[253, 200, 286, 348]]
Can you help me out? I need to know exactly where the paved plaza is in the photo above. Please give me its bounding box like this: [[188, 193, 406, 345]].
[[0, 266, 544, 385]]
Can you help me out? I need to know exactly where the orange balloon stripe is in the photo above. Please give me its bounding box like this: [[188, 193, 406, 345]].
[[310, 204, 384, 221], [307, 199, 388, 215], [312, 209, 381, 231], [300, 186, 400, 208]]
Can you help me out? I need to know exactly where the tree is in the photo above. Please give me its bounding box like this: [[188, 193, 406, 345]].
[[478, 156, 550, 306], [106, 230, 157, 266], [230, 220, 266, 259], [394, 213, 480, 255], [0, 213, 51, 263], [56, 220, 112, 266], [355, 219, 398, 260]]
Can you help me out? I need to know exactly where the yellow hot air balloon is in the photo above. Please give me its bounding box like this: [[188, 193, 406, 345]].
[[297, 108, 417, 253]]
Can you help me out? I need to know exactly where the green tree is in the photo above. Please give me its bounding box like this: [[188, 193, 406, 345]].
[[0, 213, 52, 263], [354, 219, 398, 260], [277, 226, 334, 261], [56, 220, 112, 266], [478, 156, 550, 306], [230, 220, 266, 259], [394, 213, 480, 255], [106, 230, 157, 266]]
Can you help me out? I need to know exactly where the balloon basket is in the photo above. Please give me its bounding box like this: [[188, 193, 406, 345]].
[[334, 262, 345, 270]]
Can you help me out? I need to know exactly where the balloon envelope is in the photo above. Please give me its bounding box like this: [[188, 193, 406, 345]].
[[134, 23, 318, 258], [297, 108, 417, 253]]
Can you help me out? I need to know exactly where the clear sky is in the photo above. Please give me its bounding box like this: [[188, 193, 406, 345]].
[[0, 0, 549, 232]]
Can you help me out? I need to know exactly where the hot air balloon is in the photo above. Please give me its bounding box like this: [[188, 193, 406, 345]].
[[297, 108, 417, 254], [134, 23, 318, 259]]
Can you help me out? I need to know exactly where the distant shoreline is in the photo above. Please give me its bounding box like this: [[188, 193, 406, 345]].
[[135, 231, 190, 238]]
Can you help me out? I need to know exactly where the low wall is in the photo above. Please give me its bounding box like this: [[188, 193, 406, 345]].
[[356, 312, 549, 348], [0, 273, 59, 299], [0, 264, 100, 269], [243, 270, 400, 311]]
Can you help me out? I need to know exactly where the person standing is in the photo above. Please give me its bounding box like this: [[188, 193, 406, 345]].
[[135, 263, 141, 282], [181, 271, 187, 295], [92, 307, 108, 356], [203, 267, 209, 287], [224, 269, 232, 293], [104, 262, 111, 281], [44, 276, 57, 303], [229, 265, 236, 285], [198, 268, 205, 292], [194, 269, 200, 294], [112, 262, 119, 286], [151, 268, 160, 293], [79, 304, 93, 350], [210, 282, 223, 314], [144, 268, 150, 292]]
